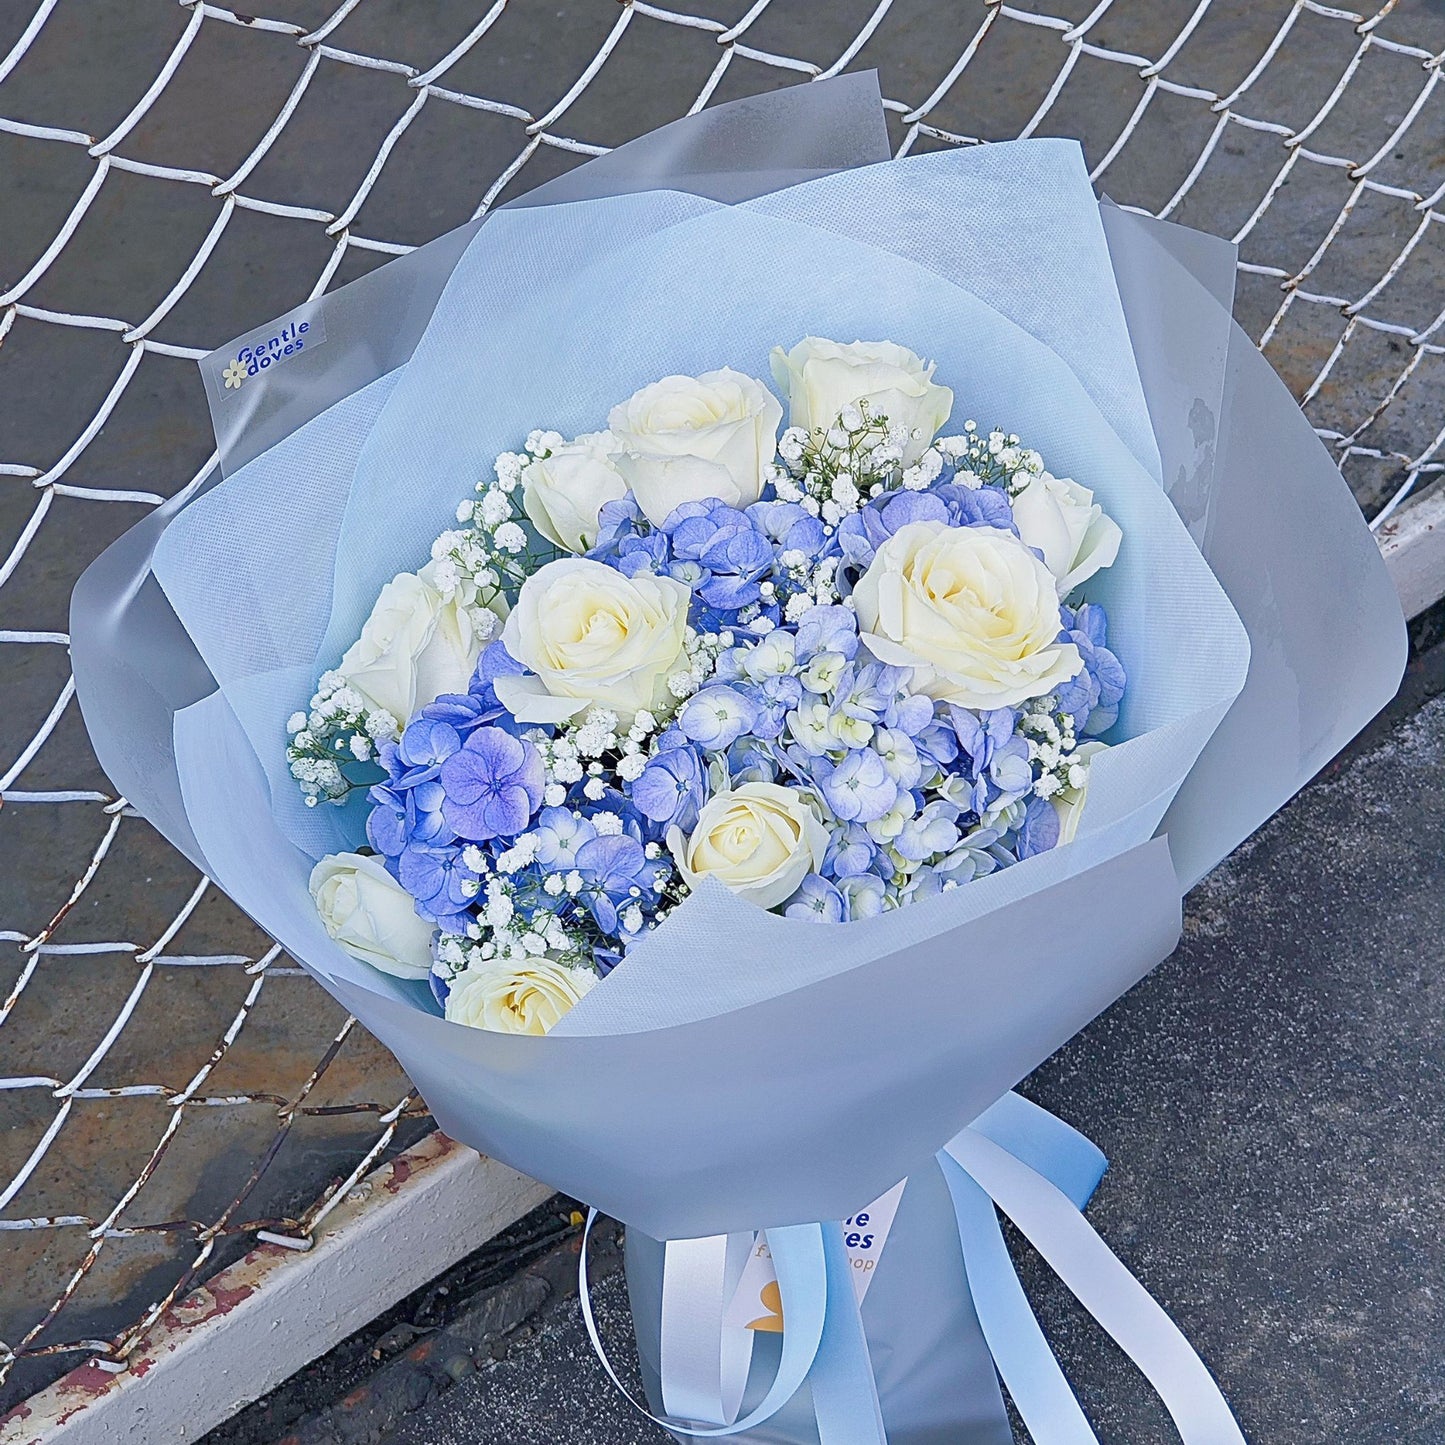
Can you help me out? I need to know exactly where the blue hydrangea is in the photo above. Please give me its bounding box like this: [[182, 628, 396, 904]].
[[1014, 796, 1061, 859], [793, 604, 859, 663], [438, 727, 546, 841], [817, 749, 899, 824], [662, 499, 777, 620], [679, 685, 758, 751], [746, 499, 830, 556], [575, 833, 666, 934], [784, 873, 846, 923], [397, 843, 478, 930], [366, 727, 460, 857], [630, 734, 706, 832], [532, 806, 596, 868], [895, 800, 961, 863], [836, 484, 1015, 575], [1056, 603, 1126, 736], [838, 873, 888, 919], [824, 823, 882, 879]]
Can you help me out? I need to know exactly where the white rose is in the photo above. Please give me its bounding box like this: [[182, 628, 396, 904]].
[[853, 520, 1083, 710], [521, 431, 628, 553], [493, 557, 689, 726], [309, 852, 434, 980], [336, 561, 484, 724], [444, 958, 597, 1035], [608, 369, 783, 526], [1011, 472, 1122, 596], [769, 338, 953, 465], [1053, 741, 1107, 844], [668, 781, 826, 909]]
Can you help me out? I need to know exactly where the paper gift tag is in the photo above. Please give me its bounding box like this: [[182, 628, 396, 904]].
[[723, 1179, 907, 1331]]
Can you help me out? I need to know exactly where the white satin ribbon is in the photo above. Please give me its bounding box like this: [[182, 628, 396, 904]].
[[578, 1209, 832, 1439], [945, 1128, 1247, 1445], [661, 1233, 756, 1425]]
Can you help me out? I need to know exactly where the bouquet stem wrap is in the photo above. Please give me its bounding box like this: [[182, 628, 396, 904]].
[[69, 74, 1406, 1444], [617, 1095, 1244, 1444]]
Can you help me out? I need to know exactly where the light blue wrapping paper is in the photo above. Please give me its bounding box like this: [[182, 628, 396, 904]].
[[69, 72, 1407, 1445], [149, 130, 1253, 1238]]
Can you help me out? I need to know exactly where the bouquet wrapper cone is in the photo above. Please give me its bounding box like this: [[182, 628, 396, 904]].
[[624, 1095, 1113, 1445], [68, 75, 1407, 1445]]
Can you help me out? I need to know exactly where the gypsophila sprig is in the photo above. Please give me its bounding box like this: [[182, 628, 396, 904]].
[[286, 672, 399, 805], [298, 339, 1126, 1032]]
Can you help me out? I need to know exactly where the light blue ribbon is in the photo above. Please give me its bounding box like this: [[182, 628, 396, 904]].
[[950, 1091, 1106, 1441], [808, 1222, 887, 1444], [660, 1233, 755, 1425], [943, 1155, 1101, 1443], [970, 1090, 1107, 1207], [945, 1125, 1247, 1445]]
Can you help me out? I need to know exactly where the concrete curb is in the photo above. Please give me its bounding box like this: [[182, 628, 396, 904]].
[[1378, 483, 1445, 622], [0, 1136, 552, 1445]]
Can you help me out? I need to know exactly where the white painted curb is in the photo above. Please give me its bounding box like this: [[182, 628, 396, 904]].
[[1378, 483, 1445, 622], [0, 1134, 551, 1445]]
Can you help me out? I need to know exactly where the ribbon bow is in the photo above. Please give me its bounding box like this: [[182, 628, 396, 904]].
[[581, 1093, 1246, 1444]]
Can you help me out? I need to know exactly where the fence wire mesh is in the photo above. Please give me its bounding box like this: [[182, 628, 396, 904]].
[[1, 0, 1441, 1415]]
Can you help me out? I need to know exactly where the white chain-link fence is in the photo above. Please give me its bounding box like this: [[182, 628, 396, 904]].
[[2, 0, 1442, 1418]]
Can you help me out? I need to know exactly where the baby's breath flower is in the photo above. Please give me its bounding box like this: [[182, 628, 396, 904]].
[[526, 428, 564, 457], [493, 521, 527, 554], [479, 489, 511, 527]]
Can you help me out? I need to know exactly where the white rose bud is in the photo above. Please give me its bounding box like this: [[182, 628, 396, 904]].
[[309, 853, 434, 979], [668, 781, 826, 910], [335, 560, 487, 726], [853, 520, 1083, 710], [444, 958, 597, 1034], [769, 338, 953, 466], [494, 557, 689, 726], [608, 369, 782, 526], [521, 431, 628, 553], [1052, 741, 1107, 844], [1011, 472, 1122, 596]]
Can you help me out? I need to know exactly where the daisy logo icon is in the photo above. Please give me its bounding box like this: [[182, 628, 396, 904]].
[[222, 358, 247, 390]]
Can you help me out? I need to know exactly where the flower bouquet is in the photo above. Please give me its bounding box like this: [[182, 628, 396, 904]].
[[72, 73, 1406, 1445], [295, 342, 1127, 1029]]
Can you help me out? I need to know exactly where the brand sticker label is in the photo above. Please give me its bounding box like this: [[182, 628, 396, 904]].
[[723, 1179, 907, 1332], [216, 310, 326, 393]]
